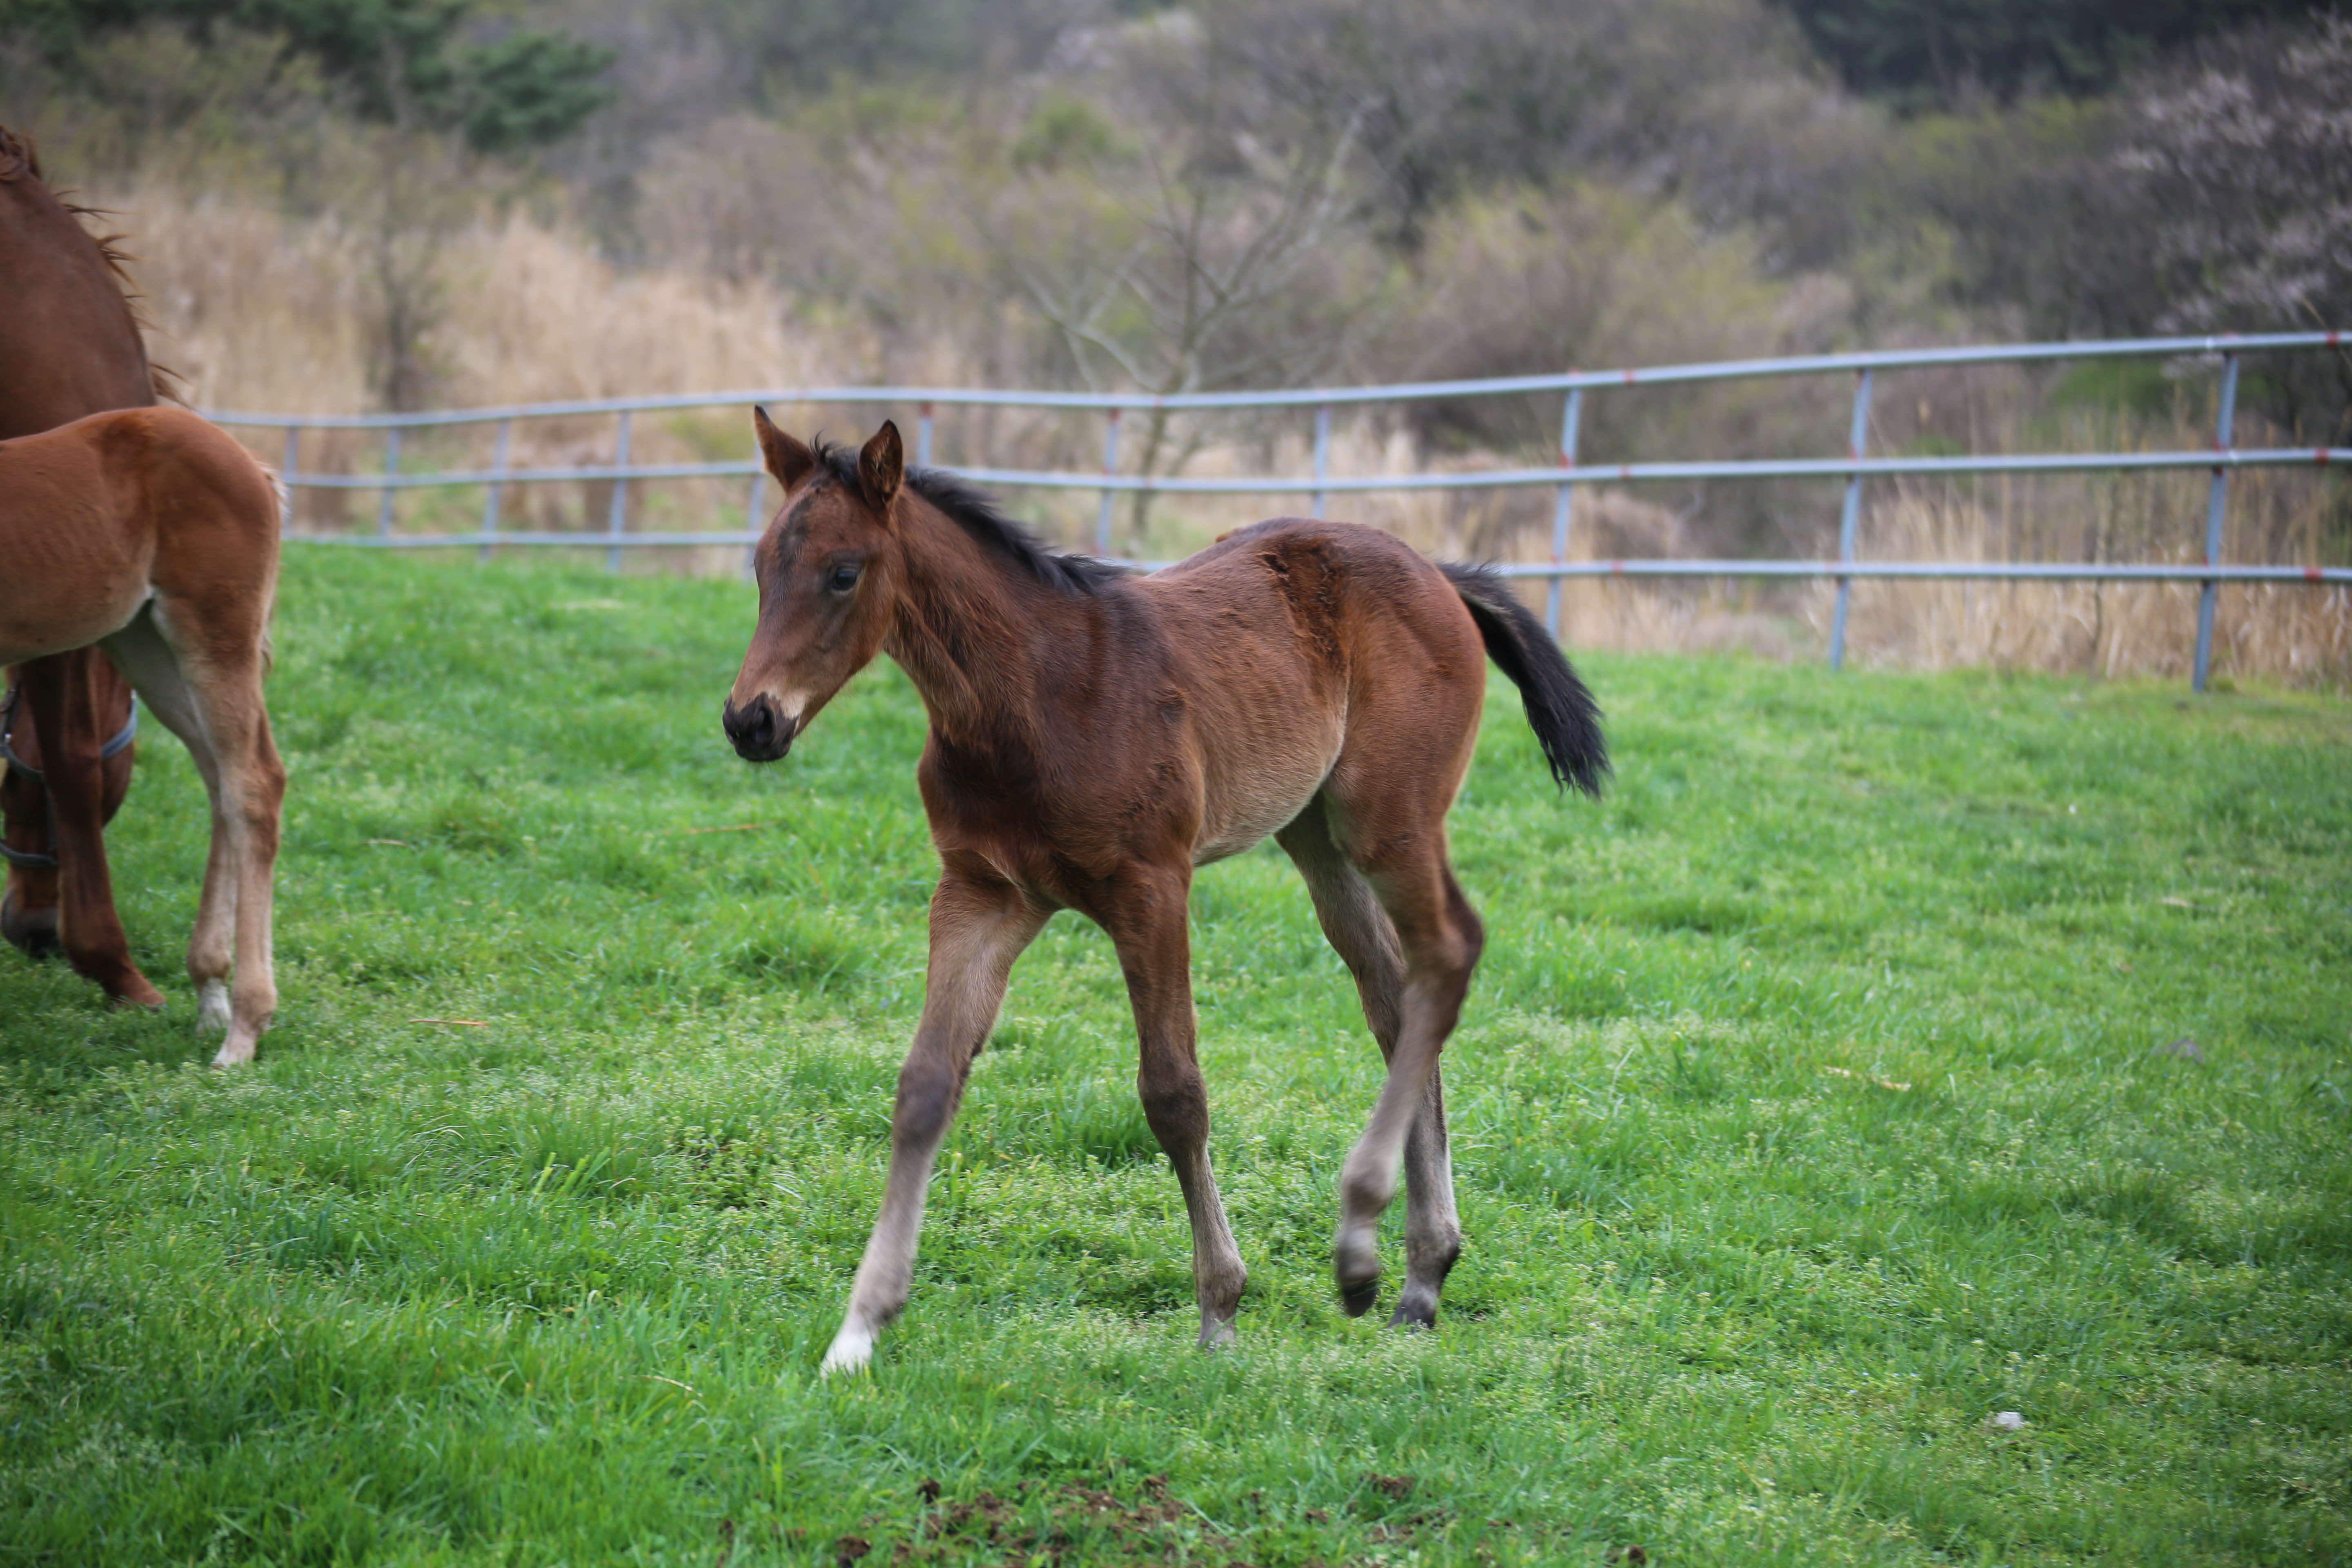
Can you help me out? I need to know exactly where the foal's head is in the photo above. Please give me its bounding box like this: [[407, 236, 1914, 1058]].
[[723, 412, 904, 762]]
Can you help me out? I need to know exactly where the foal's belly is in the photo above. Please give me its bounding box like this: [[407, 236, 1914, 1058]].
[[1147, 548, 1352, 867], [0, 577, 151, 666], [1189, 723, 1341, 866]]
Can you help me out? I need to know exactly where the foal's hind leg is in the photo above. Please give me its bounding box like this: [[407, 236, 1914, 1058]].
[[1293, 776, 1484, 1319], [824, 858, 1051, 1374], [1278, 801, 1463, 1327], [101, 608, 284, 1066]]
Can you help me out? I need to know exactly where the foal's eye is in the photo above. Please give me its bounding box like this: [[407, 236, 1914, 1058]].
[[828, 563, 862, 595]]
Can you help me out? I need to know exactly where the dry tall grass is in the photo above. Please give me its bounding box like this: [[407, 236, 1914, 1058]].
[[1823, 470, 2351, 685], [116, 187, 831, 411], [109, 187, 862, 562]]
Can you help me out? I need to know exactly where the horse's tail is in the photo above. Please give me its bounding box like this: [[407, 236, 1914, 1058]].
[[1439, 561, 1609, 797]]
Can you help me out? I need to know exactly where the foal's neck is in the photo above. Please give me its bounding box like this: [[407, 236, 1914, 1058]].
[[883, 497, 1082, 751]]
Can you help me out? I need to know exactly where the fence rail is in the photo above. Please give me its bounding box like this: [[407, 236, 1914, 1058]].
[[207, 330, 2352, 692]]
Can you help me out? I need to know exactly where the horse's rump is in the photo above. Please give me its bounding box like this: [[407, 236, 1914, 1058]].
[[1136, 520, 1492, 862], [0, 408, 279, 666]]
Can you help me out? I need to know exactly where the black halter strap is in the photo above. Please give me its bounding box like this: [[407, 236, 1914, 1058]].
[[0, 679, 140, 871]]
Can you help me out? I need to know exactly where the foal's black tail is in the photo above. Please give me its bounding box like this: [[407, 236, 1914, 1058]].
[[1439, 561, 1610, 797]]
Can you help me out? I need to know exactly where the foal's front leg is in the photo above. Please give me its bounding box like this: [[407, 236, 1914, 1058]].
[[1100, 867, 1247, 1348], [822, 861, 1049, 1375]]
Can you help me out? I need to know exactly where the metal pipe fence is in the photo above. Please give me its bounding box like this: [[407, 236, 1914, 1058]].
[[208, 330, 2351, 693]]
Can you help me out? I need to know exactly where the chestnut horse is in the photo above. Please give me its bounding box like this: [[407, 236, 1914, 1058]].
[[0, 123, 162, 1004], [0, 406, 285, 1066], [723, 414, 1605, 1372]]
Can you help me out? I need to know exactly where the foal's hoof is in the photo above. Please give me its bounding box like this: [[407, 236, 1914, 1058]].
[[1335, 1229, 1382, 1316], [195, 979, 231, 1034], [820, 1325, 875, 1377], [1386, 1300, 1438, 1331]]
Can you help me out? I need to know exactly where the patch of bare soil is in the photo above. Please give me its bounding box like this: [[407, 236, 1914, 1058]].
[[813, 1470, 1591, 1568], [878, 1472, 1197, 1566]]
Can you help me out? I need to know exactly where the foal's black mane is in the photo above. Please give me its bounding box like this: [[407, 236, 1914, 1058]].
[[812, 439, 1125, 598]]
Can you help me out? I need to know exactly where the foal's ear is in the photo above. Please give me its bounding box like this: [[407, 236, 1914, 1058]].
[[857, 420, 904, 512], [752, 406, 817, 491]]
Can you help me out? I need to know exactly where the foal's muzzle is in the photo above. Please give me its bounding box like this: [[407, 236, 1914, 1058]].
[[722, 694, 798, 762]]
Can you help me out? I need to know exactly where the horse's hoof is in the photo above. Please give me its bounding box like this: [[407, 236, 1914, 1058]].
[[110, 980, 166, 1012], [78, 961, 163, 1010], [1387, 1300, 1437, 1331], [0, 890, 59, 960], [1338, 1276, 1380, 1317]]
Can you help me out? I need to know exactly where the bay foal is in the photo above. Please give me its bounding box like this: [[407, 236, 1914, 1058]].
[[0, 406, 285, 1065], [723, 414, 1604, 1373]]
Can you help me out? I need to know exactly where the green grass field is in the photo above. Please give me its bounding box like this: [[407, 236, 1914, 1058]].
[[3, 547, 2347, 1566]]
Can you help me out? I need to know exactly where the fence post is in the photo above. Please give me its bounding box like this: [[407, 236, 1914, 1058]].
[[917, 402, 935, 468], [1828, 368, 1874, 671], [279, 425, 299, 534], [1312, 403, 1331, 519], [376, 426, 401, 542], [605, 409, 633, 572], [480, 416, 511, 562], [1095, 407, 1121, 558], [744, 472, 766, 580], [1546, 385, 1585, 639], [2193, 352, 2241, 694]]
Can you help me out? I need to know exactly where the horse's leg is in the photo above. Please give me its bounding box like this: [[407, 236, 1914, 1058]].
[[13, 651, 163, 1007], [203, 689, 281, 1067], [101, 608, 283, 1064], [1099, 865, 1247, 1349], [4, 660, 138, 962], [823, 857, 1051, 1374], [1316, 806, 1483, 1319], [1277, 801, 1463, 1328], [2, 688, 63, 958]]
